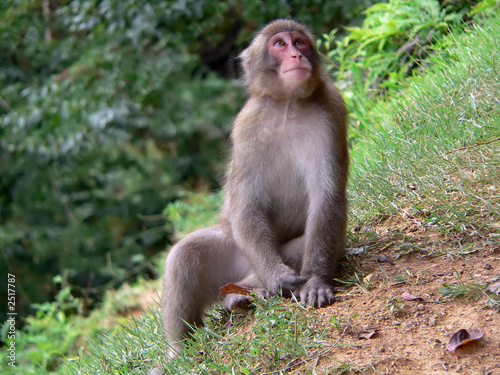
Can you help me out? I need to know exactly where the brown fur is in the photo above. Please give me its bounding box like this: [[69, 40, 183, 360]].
[[156, 19, 348, 364]]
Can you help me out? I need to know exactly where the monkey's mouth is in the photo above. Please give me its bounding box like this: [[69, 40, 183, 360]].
[[282, 67, 311, 81]]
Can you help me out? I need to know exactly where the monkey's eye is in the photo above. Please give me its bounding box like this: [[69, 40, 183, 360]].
[[274, 39, 286, 47], [295, 39, 306, 46]]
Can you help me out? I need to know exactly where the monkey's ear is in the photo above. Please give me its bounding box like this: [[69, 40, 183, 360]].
[[239, 49, 251, 74]]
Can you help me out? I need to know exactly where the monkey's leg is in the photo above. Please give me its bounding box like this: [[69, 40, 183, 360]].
[[161, 224, 249, 358], [281, 235, 305, 272]]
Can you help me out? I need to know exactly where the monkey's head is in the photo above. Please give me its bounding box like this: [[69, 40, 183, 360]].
[[240, 19, 323, 99]]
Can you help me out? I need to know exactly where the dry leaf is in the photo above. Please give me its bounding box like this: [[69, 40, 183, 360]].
[[487, 281, 500, 295], [401, 291, 423, 301], [363, 273, 377, 283], [358, 330, 379, 340], [447, 329, 484, 353], [219, 283, 253, 296]]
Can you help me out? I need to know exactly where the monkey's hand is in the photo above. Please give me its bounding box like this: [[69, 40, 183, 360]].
[[267, 265, 306, 295], [296, 276, 335, 308]]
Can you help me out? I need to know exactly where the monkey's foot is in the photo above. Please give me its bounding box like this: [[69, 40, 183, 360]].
[[223, 288, 271, 310], [223, 294, 252, 310]]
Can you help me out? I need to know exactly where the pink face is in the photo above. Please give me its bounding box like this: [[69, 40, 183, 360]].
[[268, 31, 312, 82]]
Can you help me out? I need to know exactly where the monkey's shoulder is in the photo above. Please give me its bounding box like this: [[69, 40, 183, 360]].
[[314, 79, 346, 108]]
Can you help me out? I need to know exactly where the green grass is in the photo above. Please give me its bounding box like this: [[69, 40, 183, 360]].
[[349, 11, 500, 252], [5, 7, 500, 375], [60, 298, 342, 374], [439, 270, 500, 308]]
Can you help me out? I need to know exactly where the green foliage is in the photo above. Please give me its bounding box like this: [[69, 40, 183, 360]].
[[1, 282, 82, 374], [0, 276, 159, 374], [470, 0, 500, 14], [165, 191, 223, 238], [0, 0, 242, 319], [321, 0, 484, 138]]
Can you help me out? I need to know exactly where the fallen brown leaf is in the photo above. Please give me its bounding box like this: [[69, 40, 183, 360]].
[[401, 291, 423, 301], [219, 283, 253, 296], [447, 329, 484, 353]]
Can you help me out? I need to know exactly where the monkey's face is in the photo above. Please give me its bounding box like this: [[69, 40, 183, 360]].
[[267, 31, 313, 83], [240, 21, 321, 99]]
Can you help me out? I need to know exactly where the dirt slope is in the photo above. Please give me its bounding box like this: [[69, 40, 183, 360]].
[[306, 214, 500, 374]]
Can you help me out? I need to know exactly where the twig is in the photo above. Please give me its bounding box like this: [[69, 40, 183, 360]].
[[444, 136, 500, 155]]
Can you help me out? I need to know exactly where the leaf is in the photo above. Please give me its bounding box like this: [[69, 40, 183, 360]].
[[487, 281, 500, 295], [358, 330, 379, 340], [447, 329, 484, 353], [219, 283, 253, 296], [401, 291, 423, 301]]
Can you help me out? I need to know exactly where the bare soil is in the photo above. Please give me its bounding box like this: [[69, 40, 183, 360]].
[[307, 215, 500, 375]]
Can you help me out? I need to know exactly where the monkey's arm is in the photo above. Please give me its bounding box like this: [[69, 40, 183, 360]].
[[299, 131, 349, 307], [299, 190, 347, 306]]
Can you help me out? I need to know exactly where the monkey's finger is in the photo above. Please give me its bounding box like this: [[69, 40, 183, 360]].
[[298, 286, 335, 307], [316, 288, 335, 308], [299, 288, 318, 306]]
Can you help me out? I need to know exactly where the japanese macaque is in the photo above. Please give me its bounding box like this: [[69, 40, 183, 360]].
[[160, 19, 348, 360]]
